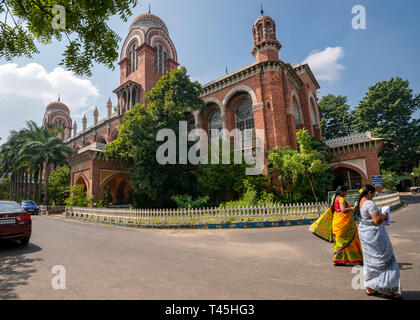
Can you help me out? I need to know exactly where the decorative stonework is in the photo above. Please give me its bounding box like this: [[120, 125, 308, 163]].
[[251, 39, 282, 57], [201, 60, 304, 97], [293, 63, 320, 90]]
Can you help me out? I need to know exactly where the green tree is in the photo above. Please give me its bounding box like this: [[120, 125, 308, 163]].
[[0, 177, 10, 200], [353, 77, 420, 173], [196, 141, 250, 204], [381, 170, 401, 191], [65, 184, 93, 207], [268, 129, 332, 203], [318, 94, 354, 140], [413, 162, 420, 186], [48, 167, 71, 205], [171, 194, 210, 209], [104, 67, 205, 207], [22, 125, 72, 204], [0, 0, 138, 76]]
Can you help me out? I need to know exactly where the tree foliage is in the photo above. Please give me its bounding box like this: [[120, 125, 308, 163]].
[[65, 184, 93, 207], [48, 166, 70, 205], [268, 129, 332, 203], [381, 170, 401, 192], [196, 141, 250, 204], [0, 120, 71, 204], [0, 178, 10, 200], [318, 94, 354, 140], [0, 0, 138, 76], [171, 194, 209, 209], [353, 77, 420, 173], [104, 67, 205, 207]]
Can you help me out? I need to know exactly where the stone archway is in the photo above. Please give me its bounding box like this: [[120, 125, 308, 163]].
[[331, 163, 368, 190], [100, 172, 133, 205]]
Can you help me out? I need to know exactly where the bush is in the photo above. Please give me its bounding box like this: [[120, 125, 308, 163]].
[[48, 167, 70, 205], [171, 194, 210, 209], [221, 183, 280, 208], [65, 185, 94, 207], [382, 170, 401, 191]]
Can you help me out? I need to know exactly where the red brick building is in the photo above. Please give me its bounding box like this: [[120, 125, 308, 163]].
[[43, 11, 384, 204]]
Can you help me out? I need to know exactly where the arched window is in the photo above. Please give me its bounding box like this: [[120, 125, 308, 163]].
[[310, 98, 319, 126], [55, 119, 65, 129], [132, 88, 138, 107], [266, 22, 272, 39], [154, 43, 168, 74], [159, 45, 163, 73], [292, 96, 303, 126], [154, 47, 158, 69], [235, 99, 255, 145], [208, 110, 222, 140], [235, 99, 255, 132], [97, 137, 107, 145], [257, 24, 263, 41], [128, 43, 137, 74]]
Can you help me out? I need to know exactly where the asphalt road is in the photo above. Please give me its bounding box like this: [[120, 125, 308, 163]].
[[1, 195, 419, 300]]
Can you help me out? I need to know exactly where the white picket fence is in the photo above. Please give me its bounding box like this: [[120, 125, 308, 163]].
[[63, 192, 402, 227], [66, 202, 328, 226], [39, 205, 67, 215]]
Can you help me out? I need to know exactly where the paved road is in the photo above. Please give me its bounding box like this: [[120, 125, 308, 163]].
[[1, 196, 419, 300]]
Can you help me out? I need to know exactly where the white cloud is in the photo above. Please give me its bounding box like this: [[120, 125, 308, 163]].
[[0, 63, 100, 144], [303, 47, 345, 82], [0, 63, 100, 112]]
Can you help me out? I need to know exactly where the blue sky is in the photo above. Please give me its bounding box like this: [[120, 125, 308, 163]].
[[0, 0, 419, 144]]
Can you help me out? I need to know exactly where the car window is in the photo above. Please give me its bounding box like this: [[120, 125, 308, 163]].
[[0, 203, 23, 213], [22, 201, 36, 205]]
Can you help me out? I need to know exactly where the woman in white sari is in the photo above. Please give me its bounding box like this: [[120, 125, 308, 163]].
[[355, 185, 402, 299]]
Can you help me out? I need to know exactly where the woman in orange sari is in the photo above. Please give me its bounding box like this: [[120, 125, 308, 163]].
[[308, 185, 363, 266], [332, 185, 364, 266]]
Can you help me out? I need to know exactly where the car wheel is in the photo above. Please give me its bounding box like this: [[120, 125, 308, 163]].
[[20, 237, 30, 247]]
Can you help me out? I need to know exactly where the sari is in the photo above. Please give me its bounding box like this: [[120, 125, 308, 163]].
[[358, 200, 402, 294], [308, 196, 363, 265]]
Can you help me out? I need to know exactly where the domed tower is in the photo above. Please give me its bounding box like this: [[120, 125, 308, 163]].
[[251, 8, 282, 62], [114, 11, 179, 114], [42, 96, 73, 140]]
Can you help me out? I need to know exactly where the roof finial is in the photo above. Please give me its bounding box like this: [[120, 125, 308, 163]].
[[148, 4, 151, 14], [261, 4, 264, 15], [58, 93, 60, 102], [226, 66, 228, 74]]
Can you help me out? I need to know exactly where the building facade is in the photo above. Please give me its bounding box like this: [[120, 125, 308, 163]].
[[43, 11, 384, 204]]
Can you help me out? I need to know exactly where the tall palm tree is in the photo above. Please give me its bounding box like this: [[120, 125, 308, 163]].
[[23, 125, 72, 204], [1, 121, 72, 204]]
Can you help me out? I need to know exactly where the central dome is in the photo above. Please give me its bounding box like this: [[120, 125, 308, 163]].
[[130, 13, 168, 33], [46, 101, 70, 115]]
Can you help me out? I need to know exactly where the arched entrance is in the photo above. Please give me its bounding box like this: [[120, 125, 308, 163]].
[[75, 175, 88, 191], [100, 173, 133, 205], [332, 166, 365, 190]]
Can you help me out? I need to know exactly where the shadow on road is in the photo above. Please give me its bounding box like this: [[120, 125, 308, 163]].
[[400, 195, 420, 205], [0, 240, 42, 300], [398, 263, 413, 271]]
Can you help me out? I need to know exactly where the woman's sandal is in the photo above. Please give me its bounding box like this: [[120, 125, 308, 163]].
[[366, 290, 379, 296]]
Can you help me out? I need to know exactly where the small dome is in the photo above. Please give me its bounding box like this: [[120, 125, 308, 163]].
[[46, 101, 70, 115], [254, 14, 275, 26], [130, 13, 168, 33]]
